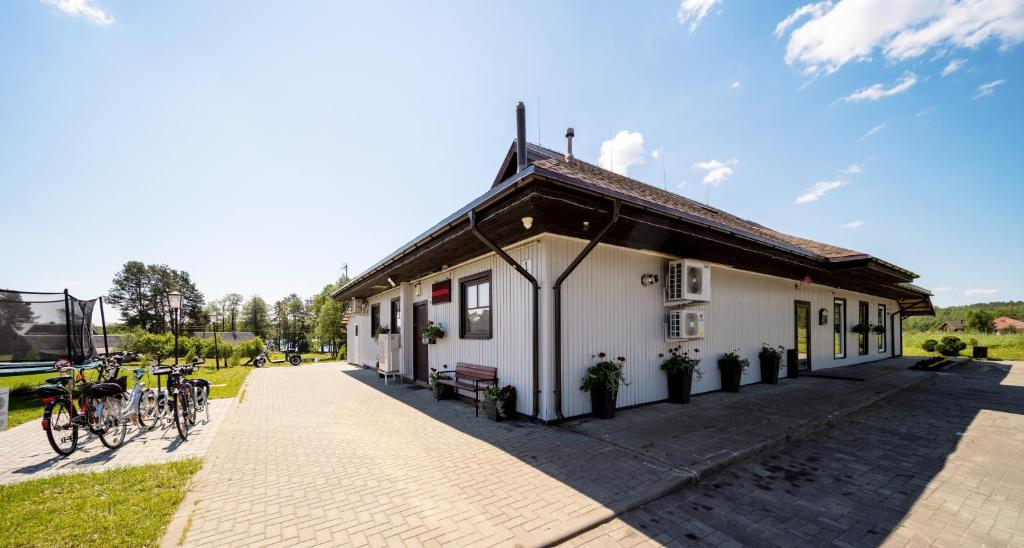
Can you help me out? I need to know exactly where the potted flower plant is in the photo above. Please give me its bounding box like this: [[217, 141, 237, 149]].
[[580, 353, 627, 419], [871, 324, 887, 336], [758, 344, 784, 385], [375, 325, 391, 339], [659, 346, 701, 403], [482, 385, 517, 421], [429, 365, 452, 400], [420, 321, 446, 344], [717, 349, 749, 393]]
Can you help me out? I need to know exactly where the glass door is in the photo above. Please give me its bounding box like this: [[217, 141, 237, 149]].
[[795, 301, 812, 371]]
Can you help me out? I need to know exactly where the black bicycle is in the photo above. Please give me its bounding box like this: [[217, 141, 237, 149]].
[[151, 362, 195, 440]]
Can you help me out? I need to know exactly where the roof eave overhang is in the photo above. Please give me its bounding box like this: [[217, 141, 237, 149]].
[[333, 165, 539, 301]]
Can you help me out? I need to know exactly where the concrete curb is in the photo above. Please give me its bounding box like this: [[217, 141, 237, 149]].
[[543, 371, 934, 547]]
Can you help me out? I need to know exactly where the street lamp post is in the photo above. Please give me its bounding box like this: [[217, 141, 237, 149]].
[[212, 312, 221, 370], [168, 290, 182, 366]]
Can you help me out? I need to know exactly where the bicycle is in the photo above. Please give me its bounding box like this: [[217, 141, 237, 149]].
[[38, 359, 129, 456], [148, 357, 210, 441]]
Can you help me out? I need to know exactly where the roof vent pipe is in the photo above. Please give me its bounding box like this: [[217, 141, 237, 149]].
[[516, 102, 527, 172], [565, 127, 575, 162]]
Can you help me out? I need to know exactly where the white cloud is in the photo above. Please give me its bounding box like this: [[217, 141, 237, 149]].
[[795, 180, 844, 203], [859, 123, 887, 141], [941, 58, 967, 76], [842, 163, 863, 174], [651, 147, 664, 160], [41, 0, 114, 26], [774, 1, 833, 39], [841, 220, 864, 229], [731, 81, 741, 89], [932, 287, 953, 293], [842, 72, 919, 102], [693, 158, 738, 186], [677, 180, 688, 188], [677, 0, 722, 32], [974, 79, 1006, 98], [965, 288, 1000, 296], [598, 131, 646, 176], [777, 0, 1024, 75]]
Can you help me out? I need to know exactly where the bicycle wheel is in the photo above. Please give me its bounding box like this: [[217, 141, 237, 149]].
[[98, 397, 127, 450], [135, 389, 159, 431], [172, 390, 191, 441], [43, 400, 78, 457], [186, 386, 199, 426]]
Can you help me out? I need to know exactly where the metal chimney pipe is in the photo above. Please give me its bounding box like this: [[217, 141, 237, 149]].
[[516, 102, 527, 172], [565, 127, 575, 161]]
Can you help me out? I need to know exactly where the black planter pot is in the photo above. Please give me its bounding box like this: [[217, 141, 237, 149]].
[[786, 349, 799, 379], [483, 394, 517, 421], [433, 383, 452, 400], [718, 359, 743, 393], [590, 384, 617, 419], [666, 369, 694, 403], [759, 355, 780, 385]]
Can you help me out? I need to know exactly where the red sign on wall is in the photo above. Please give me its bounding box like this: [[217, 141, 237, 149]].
[[431, 279, 451, 304]]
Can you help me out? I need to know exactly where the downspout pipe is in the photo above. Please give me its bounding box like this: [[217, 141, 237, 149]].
[[890, 309, 901, 358], [553, 199, 621, 420], [468, 209, 541, 420]]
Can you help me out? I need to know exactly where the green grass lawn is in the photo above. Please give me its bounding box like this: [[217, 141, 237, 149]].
[[903, 330, 1024, 361], [0, 459, 201, 547], [1, 361, 256, 431]]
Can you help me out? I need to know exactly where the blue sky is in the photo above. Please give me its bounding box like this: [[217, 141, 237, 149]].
[[1, 0, 1021, 316]]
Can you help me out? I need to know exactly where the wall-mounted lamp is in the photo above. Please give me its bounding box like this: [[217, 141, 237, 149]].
[[641, 273, 660, 287], [521, 216, 534, 230], [415, 283, 422, 296], [583, 221, 591, 231], [819, 308, 829, 325]]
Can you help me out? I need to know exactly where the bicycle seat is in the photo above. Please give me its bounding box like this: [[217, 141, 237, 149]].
[[83, 382, 123, 398], [36, 384, 68, 398]]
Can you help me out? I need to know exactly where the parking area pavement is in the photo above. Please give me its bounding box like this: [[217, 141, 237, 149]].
[[162, 364, 686, 547], [563, 360, 1024, 547], [560, 357, 926, 479], [0, 398, 233, 485]]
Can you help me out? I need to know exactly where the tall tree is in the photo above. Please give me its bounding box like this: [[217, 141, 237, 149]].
[[241, 295, 270, 338], [222, 293, 244, 331], [107, 261, 156, 330], [107, 262, 205, 333]]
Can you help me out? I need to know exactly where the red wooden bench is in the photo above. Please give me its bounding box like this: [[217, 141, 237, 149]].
[[434, 363, 498, 416]]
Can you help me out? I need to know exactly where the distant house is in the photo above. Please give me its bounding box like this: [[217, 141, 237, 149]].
[[938, 320, 966, 332], [992, 316, 1024, 333], [190, 331, 257, 343]]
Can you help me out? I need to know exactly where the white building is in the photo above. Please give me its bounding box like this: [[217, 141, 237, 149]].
[[336, 104, 934, 422]]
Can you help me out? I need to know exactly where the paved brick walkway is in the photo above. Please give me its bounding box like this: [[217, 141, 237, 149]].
[[562, 361, 1024, 547], [0, 398, 233, 485], [560, 358, 926, 479], [162, 364, 686, 547]]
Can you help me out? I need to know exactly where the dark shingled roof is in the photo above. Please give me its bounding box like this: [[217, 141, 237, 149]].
[[515, 144, 863, 260]]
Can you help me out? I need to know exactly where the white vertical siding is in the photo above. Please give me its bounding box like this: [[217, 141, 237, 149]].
[[546, 235, 902, 420], [349, 239, 543, 416]]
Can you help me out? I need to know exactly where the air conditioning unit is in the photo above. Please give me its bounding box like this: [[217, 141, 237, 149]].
[[664, 260, 711, 304], [377, 333, 401, 374], [667, 308, 706, 340]]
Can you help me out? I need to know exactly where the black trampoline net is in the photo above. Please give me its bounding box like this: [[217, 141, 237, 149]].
[[0, 290, 97, 364]]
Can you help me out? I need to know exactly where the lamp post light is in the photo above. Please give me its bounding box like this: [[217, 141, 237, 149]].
[[212, 312, 221, 371], [168, 290, 182, 366]]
